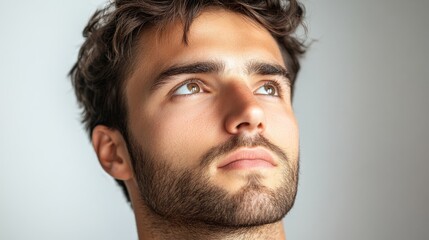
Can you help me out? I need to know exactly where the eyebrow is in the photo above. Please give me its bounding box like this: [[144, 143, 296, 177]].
[[150, 61, 224, 90], [246, 61, 291, 86], [150, 60, 290, 91]]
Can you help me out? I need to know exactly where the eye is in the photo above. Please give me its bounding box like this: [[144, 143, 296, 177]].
[[173, 81, 204, 96], [254, 82, 280, 96]]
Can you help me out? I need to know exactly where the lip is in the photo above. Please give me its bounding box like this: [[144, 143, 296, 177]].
[[217, 147, 277, 170]]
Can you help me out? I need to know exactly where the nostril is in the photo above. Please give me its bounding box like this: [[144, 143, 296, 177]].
[[224, 93, 266, 135], [236, 122, 250, 130]]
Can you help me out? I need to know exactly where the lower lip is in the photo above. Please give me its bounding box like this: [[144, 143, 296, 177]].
[[220, 159, 274, 170]]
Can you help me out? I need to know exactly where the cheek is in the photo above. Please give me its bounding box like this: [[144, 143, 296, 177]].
[[265, 108, 299, 157], [138, 103, 220, 167]]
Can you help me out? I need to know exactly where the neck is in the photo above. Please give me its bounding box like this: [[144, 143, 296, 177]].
[[133, 204, 286, 240]]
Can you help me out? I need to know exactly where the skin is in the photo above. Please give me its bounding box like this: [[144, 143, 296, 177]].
[[92, 8, 299, 240]]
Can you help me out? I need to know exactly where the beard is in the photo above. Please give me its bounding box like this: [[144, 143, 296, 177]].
[[127, 133, 299, 227]]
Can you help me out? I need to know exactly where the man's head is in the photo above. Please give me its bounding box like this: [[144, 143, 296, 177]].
[[70, 0, 305, 231]]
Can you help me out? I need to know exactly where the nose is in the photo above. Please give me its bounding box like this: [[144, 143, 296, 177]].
[[222, 82, 266, 135]]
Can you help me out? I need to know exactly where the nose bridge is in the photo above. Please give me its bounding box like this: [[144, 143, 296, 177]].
[[226, 81, 255, 106], [222, 81, 266, 135]]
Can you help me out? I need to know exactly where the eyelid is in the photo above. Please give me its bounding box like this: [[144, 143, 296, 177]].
[[170, 78, 207, 97], [254, 79, 284, 98]]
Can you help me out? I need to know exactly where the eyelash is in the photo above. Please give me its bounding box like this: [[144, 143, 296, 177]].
[[170, 78, 286, 98], [260, 79, 285, 98], [170, 79, 206, 97]]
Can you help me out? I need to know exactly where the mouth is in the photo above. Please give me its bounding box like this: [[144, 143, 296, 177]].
[[217, 147, 277, 170]]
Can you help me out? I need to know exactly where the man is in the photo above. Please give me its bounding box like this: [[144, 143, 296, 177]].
[[70, 0, 306, 239]]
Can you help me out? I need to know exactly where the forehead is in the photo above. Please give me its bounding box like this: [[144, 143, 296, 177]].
[[130, 8, 285, 76]]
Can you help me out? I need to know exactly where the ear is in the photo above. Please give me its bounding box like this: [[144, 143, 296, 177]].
[[91, 125, 133, 181]]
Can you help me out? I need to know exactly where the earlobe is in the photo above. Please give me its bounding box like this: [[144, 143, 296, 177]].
[[91, 125, 133, 181]]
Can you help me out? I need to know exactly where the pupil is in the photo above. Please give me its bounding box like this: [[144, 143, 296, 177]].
[[265, 85, 274, 95], [187, 83, 199, 93]]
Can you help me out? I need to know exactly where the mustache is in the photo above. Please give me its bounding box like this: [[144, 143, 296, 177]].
[[199, 134, 288, 168]]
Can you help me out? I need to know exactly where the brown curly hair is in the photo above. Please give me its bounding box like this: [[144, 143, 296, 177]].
[[69, 0, 306, 202]]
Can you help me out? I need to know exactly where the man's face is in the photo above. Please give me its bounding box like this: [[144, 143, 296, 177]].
[[124, 9, 299, 226]]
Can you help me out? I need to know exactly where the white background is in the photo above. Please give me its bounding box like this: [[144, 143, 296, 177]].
[[1, 0, 428, 239]]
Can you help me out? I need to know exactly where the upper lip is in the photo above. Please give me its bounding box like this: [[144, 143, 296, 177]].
[[217, 147, 277, 168]]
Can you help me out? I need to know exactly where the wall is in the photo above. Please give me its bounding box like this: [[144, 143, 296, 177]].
[[0, 0, 428, 239]]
